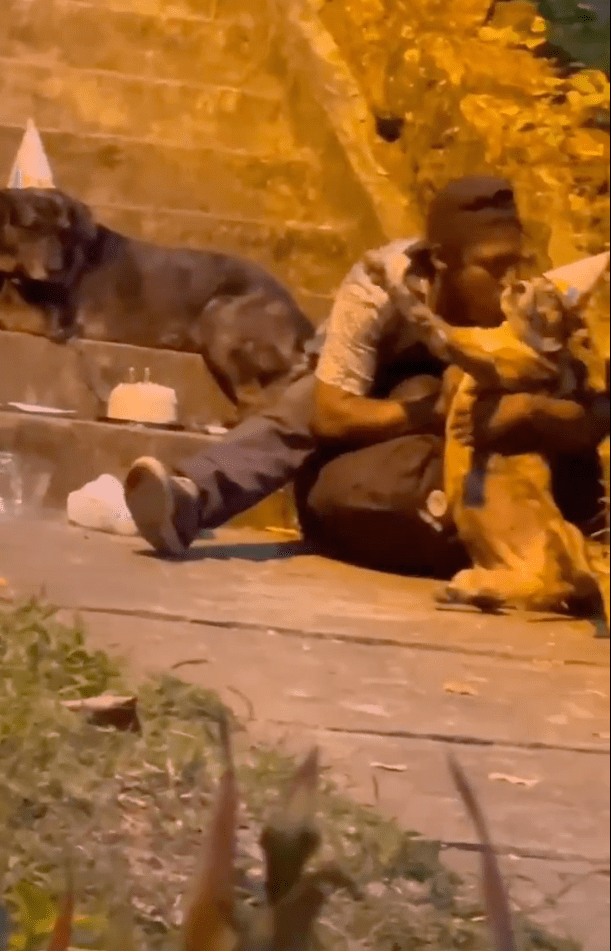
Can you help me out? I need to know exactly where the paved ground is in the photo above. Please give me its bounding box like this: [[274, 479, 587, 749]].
[[1, 514, 609, 948]]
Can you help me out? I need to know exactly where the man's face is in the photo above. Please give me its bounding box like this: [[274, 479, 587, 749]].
[[444, 227, 525, 327]]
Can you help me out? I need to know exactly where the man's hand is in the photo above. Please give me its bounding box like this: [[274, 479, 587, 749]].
[[453, 391, 610, 455], [312, 378, 444, 447], [450, 402, 475, 448], [451, 393, 537, 449]]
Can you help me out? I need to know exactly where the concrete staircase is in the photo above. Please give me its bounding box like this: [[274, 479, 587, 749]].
[[0, 0, 391, 528], [0, 0, 387, 319]]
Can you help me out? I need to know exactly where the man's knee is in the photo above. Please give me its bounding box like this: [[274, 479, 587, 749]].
[[295, 434, 467, 577]]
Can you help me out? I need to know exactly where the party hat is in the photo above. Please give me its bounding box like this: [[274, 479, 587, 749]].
[[7, 119, 54, 189], [544, 251, 610, 307]]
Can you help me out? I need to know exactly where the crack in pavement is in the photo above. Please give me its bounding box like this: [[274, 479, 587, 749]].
[[440, 840, 610, 866], [65, 603, 610, 668], [311, 724, 610, 756]]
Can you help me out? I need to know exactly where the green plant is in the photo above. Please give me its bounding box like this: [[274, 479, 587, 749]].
[[36, 746, 527, 951], [538, 0, 610, 73], [319, 0, 609, 281], [0, 602, 582, 950]]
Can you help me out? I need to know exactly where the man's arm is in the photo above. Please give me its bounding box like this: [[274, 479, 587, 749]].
[[312, 379, 441, 446], [455, 391, 610, 456], [312, 241, 425, 446], [529, 392, 609, 454]]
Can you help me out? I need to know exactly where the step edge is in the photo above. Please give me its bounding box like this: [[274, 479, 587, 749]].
[[0, 121, 318, 166], [0, 54, 283, 101]]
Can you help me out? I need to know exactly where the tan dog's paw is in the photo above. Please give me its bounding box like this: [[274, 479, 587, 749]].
[[437, 571, 506, 614]]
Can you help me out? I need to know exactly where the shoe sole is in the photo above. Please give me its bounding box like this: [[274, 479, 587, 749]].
[[124, 457, 187, 557]]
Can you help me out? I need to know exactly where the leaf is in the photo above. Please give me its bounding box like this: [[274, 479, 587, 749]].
[[261, 748, 322, 906], [443, 681, 479, 696], [0, 905, 11, 951], [46, 892, 74, 951], [340, 702, 391, 717], [488, 773, 540, 788], [269, 863, 361, 951], [181, 721, 239, 951], [61, 695, 139, 732], [8, 883, 57, 947], [448, 755, 517, 951]]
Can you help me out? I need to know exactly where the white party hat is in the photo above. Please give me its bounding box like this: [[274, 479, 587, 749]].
[[7, 119, 55, 189], [544, 251, 610, 306]]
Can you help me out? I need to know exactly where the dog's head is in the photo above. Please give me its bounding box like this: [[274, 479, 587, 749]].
[[0, 188, 97, 281]]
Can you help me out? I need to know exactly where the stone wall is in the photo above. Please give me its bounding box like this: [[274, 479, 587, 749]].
[[0, 0, 398, 327]]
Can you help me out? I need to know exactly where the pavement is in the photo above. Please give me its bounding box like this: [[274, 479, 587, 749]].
[[1, 513, 609, 948]]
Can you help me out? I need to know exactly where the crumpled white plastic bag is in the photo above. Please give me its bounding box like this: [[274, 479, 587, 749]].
[[67, 474, 137, 536]]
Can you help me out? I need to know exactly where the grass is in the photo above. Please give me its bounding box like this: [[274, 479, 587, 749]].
[[0, 599, 580, 950]]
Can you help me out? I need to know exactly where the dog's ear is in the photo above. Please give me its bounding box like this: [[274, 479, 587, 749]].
[[2, 190, 92, 280], [65, 194, 97, 243], [44, 190, 97, 243], [0, 192, 17, 271], [6, 188, 39, 229], [0, 191, 10, 227], [17, 195, 66, 279]]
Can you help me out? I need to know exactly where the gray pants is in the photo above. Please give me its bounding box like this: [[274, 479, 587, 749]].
[[178, 373, 317, 529], [177, 372, 468, 578]]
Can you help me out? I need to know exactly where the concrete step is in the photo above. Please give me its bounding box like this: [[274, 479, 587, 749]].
[[0, 58, 294, 155], [2, 0, 283, 97], [82, 0, 217, 17], [0, 409, 299, 531], [0, 331, 237, 426], [63, 1, 271, 22], [86, 0, 258, 18], [0, 125, 337, 227]]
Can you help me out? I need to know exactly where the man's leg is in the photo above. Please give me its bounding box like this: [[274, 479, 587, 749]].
[[294, 372, 467, 578], [295, 431, 468, 579], [124, 374, 317, 555]]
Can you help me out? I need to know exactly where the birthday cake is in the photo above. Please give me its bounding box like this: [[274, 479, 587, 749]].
[[107, 381, 178, 425]]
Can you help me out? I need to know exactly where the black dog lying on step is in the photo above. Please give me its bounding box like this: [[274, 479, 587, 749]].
[[0, 187, 314, 415]]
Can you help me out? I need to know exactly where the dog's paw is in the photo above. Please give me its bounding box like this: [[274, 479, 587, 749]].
[[47, 316, 77, 344], [436, 575, 506, 615]]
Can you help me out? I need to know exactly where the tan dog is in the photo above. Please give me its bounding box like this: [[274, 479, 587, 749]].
[[403, 268, 607, 612], [363, 244, 609, 614]]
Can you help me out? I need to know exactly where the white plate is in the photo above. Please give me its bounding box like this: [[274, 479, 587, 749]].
[[6, 402, 76, 417]]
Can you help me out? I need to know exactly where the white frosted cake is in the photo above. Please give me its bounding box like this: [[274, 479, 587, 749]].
[[107, 381, 178, 425]]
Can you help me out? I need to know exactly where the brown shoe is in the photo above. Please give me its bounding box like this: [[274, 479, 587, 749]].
[[124, 457, 200, 556]]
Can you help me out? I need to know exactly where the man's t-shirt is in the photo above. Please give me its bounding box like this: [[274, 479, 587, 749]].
[[315, 238, 426, 395]]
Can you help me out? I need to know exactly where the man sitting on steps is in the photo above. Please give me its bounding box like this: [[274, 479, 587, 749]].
[[123, 176, 609, 609]]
